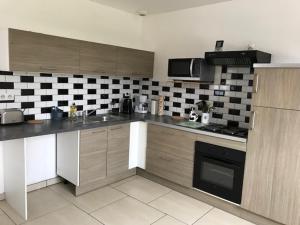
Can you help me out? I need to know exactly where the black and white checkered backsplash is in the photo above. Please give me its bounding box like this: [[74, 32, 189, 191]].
[[140, 67, 253, 129], [0, 66, 253, 128]]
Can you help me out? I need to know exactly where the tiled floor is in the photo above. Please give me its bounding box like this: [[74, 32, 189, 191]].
[[0, 176, 256, 225]]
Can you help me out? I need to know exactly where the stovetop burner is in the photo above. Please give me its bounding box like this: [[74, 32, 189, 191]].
[[198, 123, 248, 138]]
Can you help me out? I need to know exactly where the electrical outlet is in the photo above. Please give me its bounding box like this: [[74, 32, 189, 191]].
[[0, 93, 15, 102]]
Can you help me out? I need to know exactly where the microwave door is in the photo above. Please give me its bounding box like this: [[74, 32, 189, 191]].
[[168, 59, 192, 77]]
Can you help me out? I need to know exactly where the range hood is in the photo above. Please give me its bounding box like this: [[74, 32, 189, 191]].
[[205, 50, 271, 66]]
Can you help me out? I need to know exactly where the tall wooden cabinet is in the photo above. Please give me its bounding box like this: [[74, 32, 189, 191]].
[[242, 67, 300, 225]]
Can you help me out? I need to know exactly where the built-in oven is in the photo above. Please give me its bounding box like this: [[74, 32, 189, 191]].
[[193, 141, 246, 204]]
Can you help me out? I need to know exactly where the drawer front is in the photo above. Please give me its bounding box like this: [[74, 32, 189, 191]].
[[146, 148, 193, 187], [80, 127, 107, 154], [147, 124, 196, 161], [80, 151, 106, 185]]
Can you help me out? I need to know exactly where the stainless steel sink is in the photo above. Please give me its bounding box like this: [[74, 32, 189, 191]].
[[85, 115, 124, 123]]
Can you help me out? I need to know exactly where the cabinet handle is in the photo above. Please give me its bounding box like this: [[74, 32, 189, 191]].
[[160, 131, 174, 136], [91, 130, 106, 134], [110, 126, 122, 131], [249, 111, 256, 130], [159, 156, 173, 162], [40, 66, 57, 71], [253, 74, 259, 93]]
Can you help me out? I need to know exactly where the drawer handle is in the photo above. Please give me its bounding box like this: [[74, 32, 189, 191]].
[[40, 66, 57, 71], [253, 73, 259, 93], [160, 131, 174, 136], [110, 126, 123, 131], [91, 130, 106, 134], [159, 156, 173, 162]]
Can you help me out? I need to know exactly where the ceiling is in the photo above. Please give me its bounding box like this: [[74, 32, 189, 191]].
[[90, 0, 231, 15]]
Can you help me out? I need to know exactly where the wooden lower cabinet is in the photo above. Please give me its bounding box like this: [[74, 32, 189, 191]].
[[77, 123, 131, 193], [146, 124, 196, 187], [241, 107, 300, 225], [79, 127, 107, 186], [107, 124, 130, 177]]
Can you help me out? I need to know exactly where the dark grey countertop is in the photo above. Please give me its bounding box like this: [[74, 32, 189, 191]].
[[0, 113, 247, 143]]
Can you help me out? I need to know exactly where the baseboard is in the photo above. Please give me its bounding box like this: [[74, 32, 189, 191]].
[[76, 169, 136, 196], [137, 168, 282, 225], [0, 192, 5, 201], [27, 177, 64, 193]]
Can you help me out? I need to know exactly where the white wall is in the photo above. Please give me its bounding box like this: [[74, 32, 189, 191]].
[[0, 0, 145, 49], [142, 0, 300, 80]]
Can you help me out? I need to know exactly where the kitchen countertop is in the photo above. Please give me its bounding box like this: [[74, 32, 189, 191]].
[[0, 113, 247, 143]]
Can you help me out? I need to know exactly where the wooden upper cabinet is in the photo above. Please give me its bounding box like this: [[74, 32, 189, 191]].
[[116, 47, 154, 77], [79, 41, 117, 75], [241, 106, 300, 225], [253, 68, 300, 110], [9, 29, 80, 74], [8, 29, 154, 77]]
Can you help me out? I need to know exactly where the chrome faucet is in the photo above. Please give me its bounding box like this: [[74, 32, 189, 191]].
[[82, 108, 101, 122]]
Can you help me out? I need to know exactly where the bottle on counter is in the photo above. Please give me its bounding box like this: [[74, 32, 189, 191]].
[[69, 103, 77, 120]]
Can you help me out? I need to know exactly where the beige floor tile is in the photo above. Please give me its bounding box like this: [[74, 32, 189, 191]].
[[149, 191, 213, 225], [194, 208, 256, 225], [91, 197, 164, 225], [50, 184, 126, 213], [0, 200, 25, 225], [109, 175, 138, 188], [74, 186, 126, 213], [0, 209, 15, 225], [152, 215, 187, 225], [114, 176, 171, 203], [48, 183, 76, 203], [27, 188, 70, 221], [24, 205, 103, 225]]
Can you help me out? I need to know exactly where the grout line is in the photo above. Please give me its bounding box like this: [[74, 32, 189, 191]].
[[150, 213, 167, 225], [191, 207, 215, 225], [87, 195, 128, 214], [147, 189, 172, 204]]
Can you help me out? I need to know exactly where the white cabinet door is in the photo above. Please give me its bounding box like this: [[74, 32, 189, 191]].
[[25, 134, 56, 185], [129, 122, 147, 169]]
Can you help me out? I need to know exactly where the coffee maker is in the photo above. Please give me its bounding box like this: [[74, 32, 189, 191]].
[[135, 95, 149, 114], [122, 93, 133, 114]]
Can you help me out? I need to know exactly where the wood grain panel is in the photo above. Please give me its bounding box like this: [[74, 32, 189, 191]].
[[79, 41, 117, 75], [146, 124, 196, 187], [107, 124, 130, 177], [80, 127, 107, 155], [116, 47, 154, 77], [79, 151, 107, 185], [242, 107, 300, 225], [147, 124, 196, 161], [253, 68, 300, 110], [146, 148, 194, 188], [9, 29, 80, 73]]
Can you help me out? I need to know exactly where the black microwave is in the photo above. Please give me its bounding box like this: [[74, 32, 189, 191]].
[[168, 58, 214, 82]]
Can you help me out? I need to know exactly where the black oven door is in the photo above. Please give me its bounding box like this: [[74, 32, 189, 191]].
[[193, 142, 245, 204]]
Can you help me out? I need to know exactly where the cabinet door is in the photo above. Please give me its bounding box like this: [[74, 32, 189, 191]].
[[146, 124, 196, 187], [107, 124, 130, 177], [9, 29, 80, 73], [26, 134, 56, 185], [253, 68, 300, 110], [116, 47, 154, 77], [79, 41, 117, 75], [241, 107, 300, 225], [80, 127, 107, 185]]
